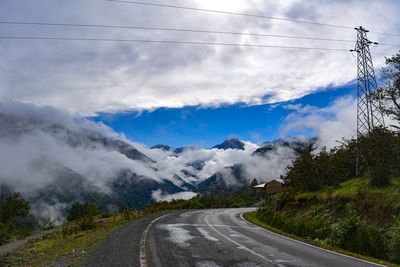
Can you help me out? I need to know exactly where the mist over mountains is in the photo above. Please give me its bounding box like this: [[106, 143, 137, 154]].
[[0, 101, 314, 222]]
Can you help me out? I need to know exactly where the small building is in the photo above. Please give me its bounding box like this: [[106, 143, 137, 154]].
[[254, 179, 284, 198], [254, 183, 267, 198], [265, 179, 284, 195]]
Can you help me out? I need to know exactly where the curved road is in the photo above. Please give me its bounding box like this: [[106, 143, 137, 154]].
[[83, 208, 384, 267]]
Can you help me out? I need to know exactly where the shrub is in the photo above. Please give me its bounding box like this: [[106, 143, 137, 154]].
[[61, 221, 79, 237], [78, 217, 96, 231], [0, 223, 12, 245], [67, 202, 100, 221], [387, 215, 400, 263]]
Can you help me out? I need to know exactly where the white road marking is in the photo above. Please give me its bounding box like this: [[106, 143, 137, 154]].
[[204, 212, 276, 265], [239, 212, 386, 267], [139, 214, 170, 267], [145, 222, 256, 229], [197, 227, 219, 242]]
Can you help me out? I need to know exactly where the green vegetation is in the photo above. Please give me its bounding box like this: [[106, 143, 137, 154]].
[[373, 52, 400, 131], [67, 202, 100, 222], [244, 211, 395, 267], [0, 212, 141, 267], [0, 193, 31, 245], [256, 139, 400, 264]]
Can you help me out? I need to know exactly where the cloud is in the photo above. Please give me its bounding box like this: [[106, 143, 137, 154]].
[[0, 101, 298, 201], [0, 0, 398, 114], [151, 189, 198, 202], [280, 96, 357, 148], [0, 101, 161, 195]]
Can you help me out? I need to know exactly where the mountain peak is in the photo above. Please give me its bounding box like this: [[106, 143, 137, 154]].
[[212, 138, 245, 150], [151, 144, 173, 151]]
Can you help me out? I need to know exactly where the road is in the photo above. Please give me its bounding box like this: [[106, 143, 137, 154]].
[[82, 208, 384, 267]]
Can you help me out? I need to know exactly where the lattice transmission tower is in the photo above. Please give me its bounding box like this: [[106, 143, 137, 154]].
[[350, 26, 385, 176]]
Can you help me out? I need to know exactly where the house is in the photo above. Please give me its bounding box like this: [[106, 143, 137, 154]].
[[254, 183, 267, 198], [265, 179, 284, 195], [254, 179, 284, 198]]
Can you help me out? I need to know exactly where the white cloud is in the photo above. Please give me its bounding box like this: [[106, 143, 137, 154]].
[[0, 0, 398, 114], [151, 189, 198, 202], [281, 96, 357, 148]]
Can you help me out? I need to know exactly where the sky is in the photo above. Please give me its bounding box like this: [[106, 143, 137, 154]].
[[93, 84, 356, 147], [0, 0, 399, 147]]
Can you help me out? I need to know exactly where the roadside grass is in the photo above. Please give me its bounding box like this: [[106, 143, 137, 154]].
[[293, 177, 400, 205], [334, 177, 368, 195], [243, 211, 398, 267], [1, 213, 141, 267]]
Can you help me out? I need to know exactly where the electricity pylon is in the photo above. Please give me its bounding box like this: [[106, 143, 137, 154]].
[[350, 26, 385, 176]]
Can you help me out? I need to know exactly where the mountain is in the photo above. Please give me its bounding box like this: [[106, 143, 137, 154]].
[[109, 170, 184, 210], [151, 144, 173, 151], [151, 144, 197, 154], [253, 137, 317, 157], [197, 164, 249, 195], [212, 138, 245, 150], [0, 106, 310, 222]]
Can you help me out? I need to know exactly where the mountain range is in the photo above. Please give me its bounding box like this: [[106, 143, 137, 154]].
[[0, 107, 314, 221]]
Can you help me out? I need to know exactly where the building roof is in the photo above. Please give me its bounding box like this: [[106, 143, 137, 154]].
[[254, 179, 285, 188], [267, 179, 284, 184]]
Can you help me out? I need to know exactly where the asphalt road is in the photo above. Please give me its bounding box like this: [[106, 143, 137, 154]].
[[82, 208, 384, 267]]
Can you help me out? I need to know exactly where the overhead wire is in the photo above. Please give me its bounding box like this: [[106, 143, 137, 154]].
[[0, 35, 351, 51], [105, 0, 354, 30], [105, 0, 400, 38], [0, 21, 356, 43]]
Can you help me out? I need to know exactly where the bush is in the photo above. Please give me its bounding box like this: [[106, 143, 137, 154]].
[[78, 217, 96, 231], [67, 202, 100, 221], [387, 215, 400, 263], [61, 221, 79, 237], [257, 204, 388, 262], [0, 223, 12, 245]]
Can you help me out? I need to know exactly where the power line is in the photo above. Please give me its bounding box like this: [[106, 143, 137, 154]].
[[0, 21, 397, 49], [0, 21, 356, 43], [106, 0, 400, 38], [0, 35, 351, 51], [105, 0, 353, 30], [369, 31, 400, 38]]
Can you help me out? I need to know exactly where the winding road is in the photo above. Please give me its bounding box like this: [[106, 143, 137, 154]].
[[82, 208, 384, 267]]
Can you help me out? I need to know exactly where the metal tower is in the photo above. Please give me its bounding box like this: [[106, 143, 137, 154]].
[[351, 26, 385, 175]]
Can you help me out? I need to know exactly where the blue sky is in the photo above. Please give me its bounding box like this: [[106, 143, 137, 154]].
[[92, 84, 356, 148]]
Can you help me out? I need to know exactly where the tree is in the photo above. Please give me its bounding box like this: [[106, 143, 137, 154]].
[[0, 193, 30, 245], [361, 127, 400, 186], [374, 52, 400, 130], [284, 144, 322, 191], [250, 178, 259, 195]]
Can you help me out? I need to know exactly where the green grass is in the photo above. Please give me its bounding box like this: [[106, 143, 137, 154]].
[[391, 178, 400, 186], [334, 178, 369, 195], [244, 211, 398, 267], [293, 177, 400, 202], [1, 214, 141, 267]]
